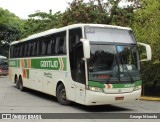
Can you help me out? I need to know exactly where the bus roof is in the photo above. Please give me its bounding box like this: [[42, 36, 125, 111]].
[[10, 24, 132, 45]]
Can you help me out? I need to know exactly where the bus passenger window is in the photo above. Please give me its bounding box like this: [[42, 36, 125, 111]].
[[26, 43, 31, 56], [55, 37, 60, 54], [20, 44, 24, 57], [47, 39, 52, 55], [24, 44, 28, 57], [54, 32, 66, 55], [51, 39, 56, 54], [41, 41, 46, 55], [17, 46, 21, 57], [38, 41, 42, 56], [32, 42, 37, 56], [29, 43, 34, 56], [59, 36, 66, 54]]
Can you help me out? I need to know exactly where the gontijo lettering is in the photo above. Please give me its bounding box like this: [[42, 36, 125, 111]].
[[40, 60, 58, 68]]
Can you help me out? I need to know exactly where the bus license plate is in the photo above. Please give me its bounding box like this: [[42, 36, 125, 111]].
[[115, 96, 124, 100]]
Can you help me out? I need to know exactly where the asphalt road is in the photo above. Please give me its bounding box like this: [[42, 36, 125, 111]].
[[0, 76, 159, 122]]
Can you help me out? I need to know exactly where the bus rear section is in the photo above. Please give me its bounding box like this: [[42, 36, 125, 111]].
[[0, 56, 8, 76]]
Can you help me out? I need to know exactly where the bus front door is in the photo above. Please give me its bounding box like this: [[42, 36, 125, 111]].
[[74, 45, 86, 104]]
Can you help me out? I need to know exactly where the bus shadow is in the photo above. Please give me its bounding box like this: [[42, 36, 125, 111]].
[[13, 86, 58, 103], [13, 86, 132, 112], [72, 103, 131, 112]]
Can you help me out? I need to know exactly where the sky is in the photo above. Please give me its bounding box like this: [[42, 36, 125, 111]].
[[0, 0, 74, 19], [0, 0, 131, 19]]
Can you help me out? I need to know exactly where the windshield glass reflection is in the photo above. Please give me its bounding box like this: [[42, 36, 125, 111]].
[[88, 44, 140, 83]]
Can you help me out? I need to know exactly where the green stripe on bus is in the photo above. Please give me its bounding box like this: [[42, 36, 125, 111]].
[[88, 80, 142, 88], [31, 57, 67, 71], [88, 81, 105, 88], [9, 60, 20, 67], [135, 80, 142, 86], [111, 83, 135, 88], [24, 59, 28, 68], [26, 69, 29, 78]]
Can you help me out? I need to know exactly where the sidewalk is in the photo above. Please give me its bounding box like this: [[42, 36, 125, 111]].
[[140, 96, 160, 101]]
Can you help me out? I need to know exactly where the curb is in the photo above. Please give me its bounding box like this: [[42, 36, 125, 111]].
[[140, 96, 160, 101]]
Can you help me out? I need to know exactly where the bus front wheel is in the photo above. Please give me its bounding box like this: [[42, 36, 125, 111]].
[[56, 84, 71, 105]]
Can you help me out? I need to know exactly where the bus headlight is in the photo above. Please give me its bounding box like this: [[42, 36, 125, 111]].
[[87, 86, 103, 93], [134, 85, 142, 91]]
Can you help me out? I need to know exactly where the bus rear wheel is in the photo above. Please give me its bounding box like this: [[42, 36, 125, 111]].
[[15, 76, 19, 89], [56, 84, 71, 105], [19, 77, 25, 91]]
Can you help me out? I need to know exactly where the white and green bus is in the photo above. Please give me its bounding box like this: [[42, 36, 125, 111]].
[[9, 24, 151, 105]]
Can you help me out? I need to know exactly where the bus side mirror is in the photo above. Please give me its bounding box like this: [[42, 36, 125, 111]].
[[137, 42, 152, 62], [80, 39, 90, 59]]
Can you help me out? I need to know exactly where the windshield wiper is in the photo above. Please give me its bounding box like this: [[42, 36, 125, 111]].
[[120, 55, 134, 83]]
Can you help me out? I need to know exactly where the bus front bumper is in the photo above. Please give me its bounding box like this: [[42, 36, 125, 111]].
[[85, 89, 141, 105]]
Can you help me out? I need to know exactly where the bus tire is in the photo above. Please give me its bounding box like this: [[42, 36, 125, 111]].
[[15, 76, 19, 89], [19, 76, 25, 91], [56, 84, 71, 105]]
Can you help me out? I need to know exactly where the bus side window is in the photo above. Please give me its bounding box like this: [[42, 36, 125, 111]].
[[24, 43, 28, 57], [36, 40, 40, 56], [35, 40, 39, 56], [63, 36, 66, 54], [20, 44, 23, 57], [42, 40, 46, 55], [27, 43, 31, 57], [55, 37, 60, 54], [10, 46, 13, 58], [17, 45, 21, 57], [59, 35, 66, 54], [69, 28, 82, 81], [11, 46, 14, 58], [32, 41, 36, 56], [29, 42, 34, 56], [13, 46, 15, 58], [15, 46, 18, 58], [51, 39, 56, 54], [55, 31, 66, 55], [47, 37, 52, 55], [44, 37, 51, 55], [38, 40, 42, 56]]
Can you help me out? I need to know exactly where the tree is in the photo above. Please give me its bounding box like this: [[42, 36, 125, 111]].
[[62, 0, 135, 27], [0, 8, 23, 56], [132, 0, 160, 87], [132, 0, 160, 62], [21, 11, 63, 38]]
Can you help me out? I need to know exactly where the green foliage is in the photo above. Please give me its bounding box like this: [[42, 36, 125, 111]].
[[132, 0, 160, 86], [132, 0, 160, 62], [62, 0, 110, 25], [21, 11, 63, 38], [0, 8, 23, 56], [62, 0, 135, 26], [141, 63, 160, 87]]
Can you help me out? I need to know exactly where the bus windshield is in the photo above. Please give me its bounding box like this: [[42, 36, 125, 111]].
[[88, 44, 140, 83], [85, 26, 136, 44]]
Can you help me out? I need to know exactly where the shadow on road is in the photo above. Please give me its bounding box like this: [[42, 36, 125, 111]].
[[74, 104, 130, 112], [13, 86, 132, 112]]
